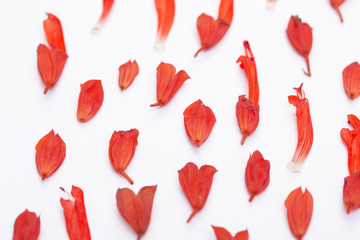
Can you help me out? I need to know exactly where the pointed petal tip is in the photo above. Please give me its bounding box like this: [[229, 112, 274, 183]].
[[194, 47, 204, 58], [249, 194, 255, 202], [287, 161, 302, 173], [241, 134, 248, 145], [186, 209, 199, 223], [150, 102, 162, 107], [120, 171, 134, 185]]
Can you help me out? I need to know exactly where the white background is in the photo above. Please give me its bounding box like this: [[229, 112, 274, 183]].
[[1, 0, 360, 239]]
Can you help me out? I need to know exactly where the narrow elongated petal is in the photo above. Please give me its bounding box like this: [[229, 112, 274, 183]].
[[183, 100, 216, 147], [212, 226, 249, 240], [13, 210, 40, 240], [286, 16, 313, 77], [236, 41, 259, 106], [109, 129, 139, 184], [287, 84, 313, 173], [154, 0, 175, 50], [178, 162, 217, 223], [35, 129, 66, 180], [118, 60, 139, 90], [43, 13, 66, 52], [150, 62, 190, 107], [235, 95, 260, 145], [340, 114, 360, 174], [116, 186, 157, 240], [60, 186, 91, 240], [77, 80, 104, 122], [245, 150, 270, 202], [343, 62, 360, 100], [92, 0, 115, 32], [343, 172, 360, 213], [194, 14, 230, 57], [218, 0, 233, 24], [37, 44, 68, 94], [330, 0, 345, 22], [285, 187, 313, 240]]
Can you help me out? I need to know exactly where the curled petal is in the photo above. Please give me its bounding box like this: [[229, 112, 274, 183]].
[[109, 129, 139, 184], [35, 129, 66, 180], [183, 99, 216, 147], [287, 84, 313, 173], [77, 80, 104, 122], [118, 60, 139, 90], [43, 13, 66, 52], [150, 62, 190, 107], [60, 186, 91, 240], [116, 186, 157, 240]]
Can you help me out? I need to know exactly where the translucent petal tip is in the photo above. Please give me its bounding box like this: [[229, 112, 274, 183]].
[[266, 1, 276, 10], [287, 162, 302, 173], [154, 40, 165, 51], [92, 22, 102, 34]]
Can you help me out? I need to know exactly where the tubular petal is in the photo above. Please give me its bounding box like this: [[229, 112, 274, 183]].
[[92, 0, 115, 32], [154, 0, 175, 50]]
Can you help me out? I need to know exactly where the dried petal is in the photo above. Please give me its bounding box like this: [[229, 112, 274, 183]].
[[77, 80, 104, 122], [286, 16, 313, 77], [178, 162, 217, 223], [109, 129, 139, 184], [330, 0, 345, 22], [60, 186, 91, 240], [236, 41, 259, 106], [183, 99, 216, 147], [118, 60, 139, 90], [343, 62, 360, 100], [35, 129, 66, 180], [343, 172, 360, 213], [43, 13, 66, 52], [245, 150, 270, 202], [13, 210, 40, 240], [235, 95, 260, 145], [340, 114, 360, 174], [194, 14, 230, 57], [150, 62, 190, 107], [92, 0, 115, 32], [37, 44, 68, 94], [212, 226, 249, 240], [154, 0, 175, 50], [285, 187, 313, 240], [287, 84, 313, 172], [116, 185, 157, 240]]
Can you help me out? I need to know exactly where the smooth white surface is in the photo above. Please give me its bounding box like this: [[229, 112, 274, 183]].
[[0, 0, 360, 239]]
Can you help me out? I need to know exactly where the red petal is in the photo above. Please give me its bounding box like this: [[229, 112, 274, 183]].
[[343, 172, 360, 213], [183, 99, 216, 147], [77, 80, 104, 122], [245, 150, 270, 202], [330, 0, 345, 22], [43, 13, 66, 52], [93, 0, 115, 31], [285, 187, 313, 240], [37, 44, 68, 94], [287, 84, 313, 172], [154, 0, 175, 49], [235, 95, 260, 145], [13, 210, 40, 240], [343, 62, 360, 100], [109, 129, 139, 184], [341, 114, 360, 174], [234, 230, 249, 240], [178, 162, 217, 223], [150, 62, 189, 107], [195, 14, 230, 57], [218, 0, 233, 24], [118, 60, 139, 90], [116, 186, 157, 239], [35, 129, 66, 180], [212, 226, 233, 240], [236, 41, 259, 106], [60, 186, 91, 240]]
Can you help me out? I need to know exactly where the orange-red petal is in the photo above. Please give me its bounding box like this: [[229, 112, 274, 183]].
[[183, 99, 216, 147], [13, 210, 40, 240], [43, 13, 66, 52], [343, 62, 360, 100], [343, 172, 360, 213], [77, 80, 104, 122], [154, 0, 175, 49], [212, 226, 249, 240], [118, 60, 139, 90], [330, 0, 345, 22], [93, 0, 115, 31]]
